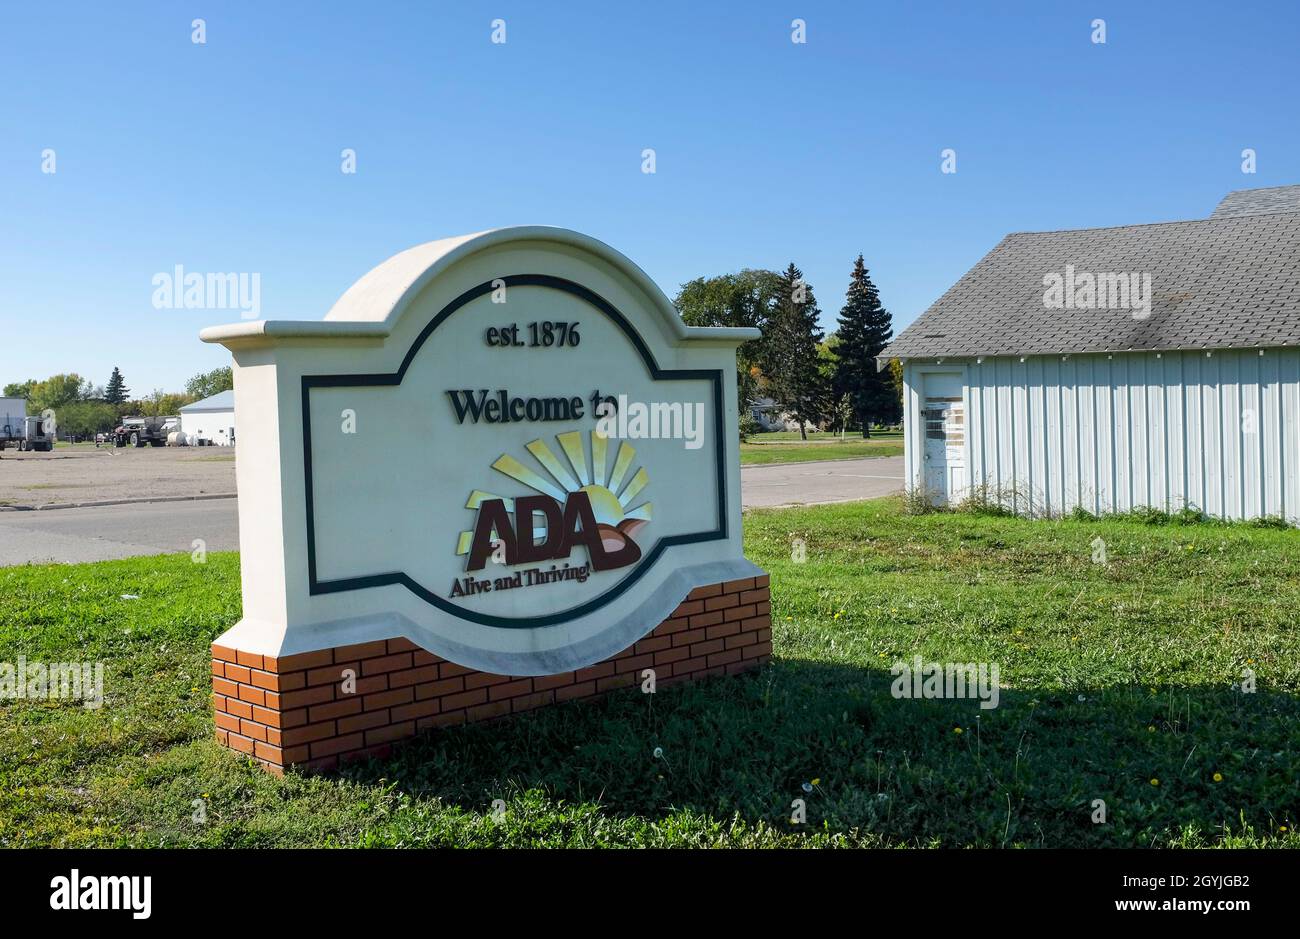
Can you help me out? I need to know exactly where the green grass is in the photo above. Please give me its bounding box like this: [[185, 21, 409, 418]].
[[1, 499, 1297, 847], [740, 434, 903, 464]]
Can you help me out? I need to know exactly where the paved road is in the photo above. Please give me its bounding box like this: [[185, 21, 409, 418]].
[[0, 456, 903, 566]]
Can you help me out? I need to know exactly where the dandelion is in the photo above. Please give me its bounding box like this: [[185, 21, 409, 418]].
[[652, 747, 663, 760], [1148, 725, 1156, 733], [953, 727, 963, 735], [1212, 772, 1223, 783], [1150, 778, 1160, 786]]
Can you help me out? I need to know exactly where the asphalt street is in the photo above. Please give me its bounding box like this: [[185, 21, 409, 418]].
[[0, 456, 904, 566]]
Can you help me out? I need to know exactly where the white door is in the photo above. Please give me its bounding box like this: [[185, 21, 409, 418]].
[[921, 372, 966, 504]]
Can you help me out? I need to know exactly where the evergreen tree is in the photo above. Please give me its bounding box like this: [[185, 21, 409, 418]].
[[105, 367, 129, 405], [832, 255, 898, 437], [765, 263, 826, 440]]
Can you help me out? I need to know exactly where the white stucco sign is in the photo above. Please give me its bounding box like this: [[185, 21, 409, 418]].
[[202, 227, 760, 675]]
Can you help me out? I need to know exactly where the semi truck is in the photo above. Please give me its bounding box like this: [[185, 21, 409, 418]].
[[112, 415, 180, 447], [0, 399, 55, 451]]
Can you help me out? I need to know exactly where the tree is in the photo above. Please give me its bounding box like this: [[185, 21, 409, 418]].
[[3, 380, 34, 400], [765, 263, 826, 440], [105, 367, 129, 405], [26, 374, 86, 413], [58, 401, 119, 437], [674, 270, 781, 415], [185, 366, 233, 401], [832, 255, 899, 437]]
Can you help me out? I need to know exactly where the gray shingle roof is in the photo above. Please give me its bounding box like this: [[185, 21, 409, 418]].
[[1211, 185, 1300, 218], [884, 194, 1300, 360]]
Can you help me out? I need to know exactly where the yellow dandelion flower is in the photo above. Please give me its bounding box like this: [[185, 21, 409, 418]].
[[1212, 773, 1223, 783], [1148, 725, 1156, 733], [953, 727, 963, 735], [1150, 778, 1160, 786]]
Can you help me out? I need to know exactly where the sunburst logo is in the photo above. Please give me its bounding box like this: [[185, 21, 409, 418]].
[[456, 430, 652, 574]]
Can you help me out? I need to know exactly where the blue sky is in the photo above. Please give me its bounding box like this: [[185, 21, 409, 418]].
[[1, 1, 1296, 393]]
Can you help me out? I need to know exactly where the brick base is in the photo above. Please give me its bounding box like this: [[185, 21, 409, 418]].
[[211, 574, 772, 774]]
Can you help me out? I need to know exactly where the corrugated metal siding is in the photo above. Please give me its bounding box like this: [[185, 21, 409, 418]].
[[904, 349, 1300, 523]]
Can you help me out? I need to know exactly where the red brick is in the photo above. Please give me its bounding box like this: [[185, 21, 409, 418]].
[[362, 652, 413, 676], [723, 604, 757, 623], [338, 710, 391, 734], [532, 672, 574, 691], [210, 660, 225, 678], [263, 691, 282, 709], [671, 600, 704, 618], [706, 621, 741, 641], [307, 662, 359, 687], [387, 637, 420, 654], [441, 688, 487, 711], [423, 711, 466, 729], [334, 640, 389, 662], [211, 644, 238, 663], [412, 650, 441, 666], [310, 733, 365, 759], [708, 648, 742, 668], [723, 577, 755, 594], [692, 638, 725, 657], [726, 631, 759, 650], [755, 601, 771, 616], [440, 662, 474, 678], [249, 668, 290, 691], [467, 700, 511, 722], [280, 708, 309, 729], [226, 698, 253, 719], [673, 656, 707, 676], [281, 744, 311, 764], [654, 646, 689, 665], [366, 721, 415, 746], [212, 693, 228, 713], [672, 628, 707, 647], [215, 728, 228, 745], [465, 671, 510, 690], [635, 636, 670, 654], [237, 684, 266, 706], [267, 649, 332, 672], [240, 719, 269, 742], [744, 641, 774, 660], [254, 741, 283, 764], [658, 616, 692, 635], [391, 699, 440, 722], [741, 588, 769, 605], [615, 653, 654, 674], [705, 593, 739, 612], [556, 680, 596, 702], [250, 705, 281, 727], [280, 685, 334, 709], [363, 687, 414, 711], [388, 664, 439, 688], [756, 627, 771, 642], [224, 658, 252, 681], [212, 676, 239, 698], [597, 673, 637, 692], [512, 690, 555, 712], [754, 574, 770, 588], [415, 677, 464, 700], [215, 711, 241, 733], [234, 650, 263, 669], [687, 583, 722, 600], [309, 697, 364, 722], [281, 721, 338, 747], [227, 733, 255, 754], [575, 661, 614, 682], [743, 616, 770, 632], [264, 727, 282, 746], [489, 678, 533, 701], [689, 610, 724, 628]]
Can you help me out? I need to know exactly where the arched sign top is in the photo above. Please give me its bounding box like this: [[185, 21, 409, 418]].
[[200, 226, 758, 347], [202, 227, 760, 676]]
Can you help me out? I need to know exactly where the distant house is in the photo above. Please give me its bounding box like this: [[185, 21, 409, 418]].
[[180, 390, 235, 446], [747, 396, 819, 433], [881, 184, 1300, 523]]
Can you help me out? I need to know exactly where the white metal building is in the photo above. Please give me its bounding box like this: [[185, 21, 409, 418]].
[[882, 185, 1300, 523], [180, 390, 235, 445]]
